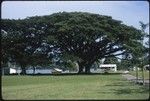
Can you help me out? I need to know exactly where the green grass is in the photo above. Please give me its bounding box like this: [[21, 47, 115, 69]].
[[129, 70, 149, 80], [2, 74, 149, 100]]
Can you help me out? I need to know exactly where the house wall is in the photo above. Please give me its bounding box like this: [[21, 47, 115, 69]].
[[99, 64, 117, 72], [26, 69, 52, 74]]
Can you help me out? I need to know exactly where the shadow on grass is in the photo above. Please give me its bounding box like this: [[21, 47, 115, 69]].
[[105, 82, 130, 87], [98, 81, 149, 95], [4, 72, 123, 76], [29, 72, 122, 76], [113, 87, 149, 95], [97, 87, 149, 95]]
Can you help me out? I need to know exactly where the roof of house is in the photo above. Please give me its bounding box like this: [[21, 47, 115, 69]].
[[99, 64, 117, 67]]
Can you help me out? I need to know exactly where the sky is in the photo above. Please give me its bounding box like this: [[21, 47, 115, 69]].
[[2, 1, 149, 31]]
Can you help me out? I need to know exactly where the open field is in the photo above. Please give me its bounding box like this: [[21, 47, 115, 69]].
[[129, 70, 149, 80], [2, 74, 149, 100]]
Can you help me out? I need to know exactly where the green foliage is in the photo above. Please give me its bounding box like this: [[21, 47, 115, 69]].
[[1, 18, 52, 74], [1, 12, 146, 73], [60, 52, 81, 62], [118, 60, 132, 70], [104, 57, 118, 64]]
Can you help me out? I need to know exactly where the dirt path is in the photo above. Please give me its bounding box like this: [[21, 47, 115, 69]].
[[122, 74, 149, 87]]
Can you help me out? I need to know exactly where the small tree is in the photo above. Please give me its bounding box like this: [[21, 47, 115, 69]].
[[139, 21, 149, 85]]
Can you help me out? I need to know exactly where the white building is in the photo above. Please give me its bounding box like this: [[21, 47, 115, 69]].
[[99, 64, 117, 72], [10, 68, 22, 74], [90, 64, 117, 73]]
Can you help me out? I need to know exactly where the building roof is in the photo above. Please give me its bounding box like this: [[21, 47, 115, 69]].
[[99, 64, 117, 67], [54, 68, 62, 72]]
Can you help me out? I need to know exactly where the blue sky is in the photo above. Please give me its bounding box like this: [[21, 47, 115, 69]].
[[2, 1, 149, 32]]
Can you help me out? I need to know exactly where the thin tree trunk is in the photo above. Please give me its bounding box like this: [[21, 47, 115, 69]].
[[136, 66, 138, 83], [142, 67, 145, 85], [33, 66, 36, 74]]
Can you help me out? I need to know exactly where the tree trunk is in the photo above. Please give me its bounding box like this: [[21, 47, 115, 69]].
[[78, 67, 84, 73], [33, 66, 36, 74], [78, 61, 85, 73], [85, 63, 92, 74], [21, 66, 26, 75], [78, 60, 93, 74], [85, 59, 95, 74]]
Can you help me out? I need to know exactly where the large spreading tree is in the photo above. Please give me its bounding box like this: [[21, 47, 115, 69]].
[[1, 12, 145, 74], [1, 19, 52, 74]]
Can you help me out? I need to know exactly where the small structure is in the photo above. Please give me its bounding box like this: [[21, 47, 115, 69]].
[[10, 68, 16, 74], [52, 68, 62, 74], [10, 68, 22, 74], [99, 64, 117, 72]]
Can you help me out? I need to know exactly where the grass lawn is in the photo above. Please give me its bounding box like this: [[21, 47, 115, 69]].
[[129, 70, 149, 80], [2, 74, 149, 100]]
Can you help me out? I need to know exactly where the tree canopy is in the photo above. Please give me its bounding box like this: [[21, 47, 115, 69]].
[[104, 57, 118, 64], [1, 12, 145, 74]]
